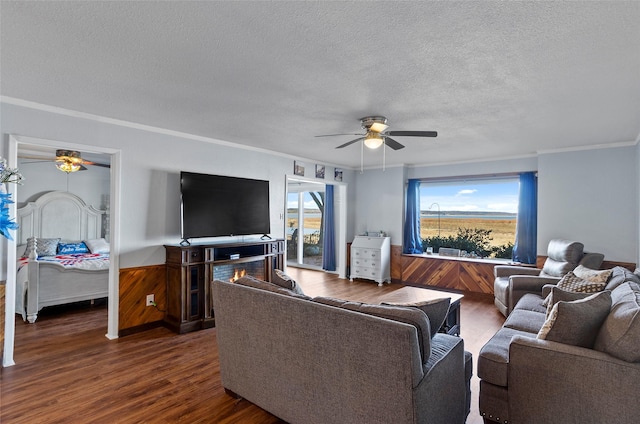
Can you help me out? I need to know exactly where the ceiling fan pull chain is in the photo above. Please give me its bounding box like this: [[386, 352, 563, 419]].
[[360, 140, 364, 173], [383, 140, 386, 171]]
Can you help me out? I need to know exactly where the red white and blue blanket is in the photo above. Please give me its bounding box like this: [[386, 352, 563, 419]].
[[18, 253, 110, 271]]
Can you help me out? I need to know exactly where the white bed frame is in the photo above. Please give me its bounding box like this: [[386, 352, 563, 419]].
[[16, 191, 109, 323]]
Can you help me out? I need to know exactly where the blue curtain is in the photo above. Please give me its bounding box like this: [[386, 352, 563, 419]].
[[403, 179, 423, 254], [513, 172, 537, 264], [322, 185, 336, 271]]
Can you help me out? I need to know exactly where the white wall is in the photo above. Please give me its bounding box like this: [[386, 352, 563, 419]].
[[0, 102, 356, 269], [538, 146, 638, 263], [352, 166, 405, 244]]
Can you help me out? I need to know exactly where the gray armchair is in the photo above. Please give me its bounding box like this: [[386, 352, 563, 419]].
[[493, 239, 604, 316]]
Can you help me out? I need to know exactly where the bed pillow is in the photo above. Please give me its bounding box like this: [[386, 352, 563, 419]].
[[58, 241, 90, 255], [23, 237, 60, 258], [85, 238, 110, 254]]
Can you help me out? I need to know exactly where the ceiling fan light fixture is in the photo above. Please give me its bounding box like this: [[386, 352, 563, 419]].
[[56, 161, 81, 173], [363, 133, 384, 149], [55, 150, 83, 173], [369, 121, 389, 133]]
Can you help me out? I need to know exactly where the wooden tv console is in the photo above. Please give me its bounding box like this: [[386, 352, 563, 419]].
[[164, 239, 285, 333]]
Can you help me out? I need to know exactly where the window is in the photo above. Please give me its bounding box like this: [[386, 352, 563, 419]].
[[419, 176, 519, 258]]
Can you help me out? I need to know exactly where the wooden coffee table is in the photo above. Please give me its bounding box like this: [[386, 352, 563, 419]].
[[378, 286, 464, 336]]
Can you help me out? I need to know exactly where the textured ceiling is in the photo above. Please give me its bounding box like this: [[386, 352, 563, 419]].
[[2, 1, 639, 169]]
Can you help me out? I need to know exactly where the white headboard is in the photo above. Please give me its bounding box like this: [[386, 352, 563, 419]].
[[16, 191, 106, 245]]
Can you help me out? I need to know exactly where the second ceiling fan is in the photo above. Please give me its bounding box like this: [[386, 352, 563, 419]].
[[19, 149, 110, 173], [316, 116, 437, 150]]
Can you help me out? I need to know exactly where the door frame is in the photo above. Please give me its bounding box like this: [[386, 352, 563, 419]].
[[285, 175, 347, 278], [3, 135, 121, 366]]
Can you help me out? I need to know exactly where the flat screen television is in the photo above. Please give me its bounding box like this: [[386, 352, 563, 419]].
[[180, 171, 271, 241]]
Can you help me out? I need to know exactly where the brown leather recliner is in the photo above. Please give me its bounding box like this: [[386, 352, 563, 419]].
[[493, 239, 604, 316]]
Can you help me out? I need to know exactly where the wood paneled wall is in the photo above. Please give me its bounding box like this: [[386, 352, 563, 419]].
[[400, 254, 496, 294], [119, 265, 166, 335]]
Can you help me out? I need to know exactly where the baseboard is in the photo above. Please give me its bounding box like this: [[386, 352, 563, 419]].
[[118, 320, 164, 337]]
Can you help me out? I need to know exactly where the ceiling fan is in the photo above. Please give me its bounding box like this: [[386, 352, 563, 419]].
[[19, 150, 110, 173], [315, 116, 437, 150]]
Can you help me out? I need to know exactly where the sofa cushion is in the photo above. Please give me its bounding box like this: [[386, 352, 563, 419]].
[[313, 296, 432, 362], [381, 297, 450, 337], [477, 327, 536, 387], [594, 282, 640, 362], [605, 266, 640, 291], [234, 275, 310, 299], [513, 293, 547, 314], [556, 271, 606, 293], [537, 291, 611, 348], [572, 265, 613, 284], [271, 269, 305, 295], [503, 309, 546, 334], [544, 286, 593, 317]]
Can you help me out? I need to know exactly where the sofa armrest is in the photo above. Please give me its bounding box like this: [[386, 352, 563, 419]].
[[541, 284, 557, 298], [494, 265, 541, 278], [415, 334, 466, 424], [508, 335, 640, 423], [509, 275, 559, 293]]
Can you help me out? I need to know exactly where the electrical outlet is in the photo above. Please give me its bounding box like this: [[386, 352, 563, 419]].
[[146, 294, 155, 307]]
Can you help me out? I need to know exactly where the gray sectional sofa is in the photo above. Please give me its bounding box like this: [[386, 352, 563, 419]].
[[478, 266, 640, 423], [212, 275, 470, 424]]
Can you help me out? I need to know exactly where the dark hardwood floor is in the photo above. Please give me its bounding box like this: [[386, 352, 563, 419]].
[[1, 269, 504, 423]]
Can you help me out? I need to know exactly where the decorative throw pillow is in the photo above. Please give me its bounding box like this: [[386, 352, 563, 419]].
[[556, 271, 606, 293], [537, 290, 611, 348], [271, 269, 305, 296], [604, 267, 640, 291], [23, 237, 60, 258], [58, 241, 90, 255], [594, 282, 640, 362], [234, 275, 310, 299], [381, 298, 450, 337], [85, 238, 110, 254], [572, 265, 613, 284], [544, 286, 592, 317], [313, 296, 432, 363]]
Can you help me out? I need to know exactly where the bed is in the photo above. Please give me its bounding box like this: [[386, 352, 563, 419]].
[[15, 191, 110, 323]]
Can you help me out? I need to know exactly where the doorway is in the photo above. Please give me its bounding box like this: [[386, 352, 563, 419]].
[[3, 135, 120, 367], [287, 181, 326, 269], [285, 177, 347, 278]]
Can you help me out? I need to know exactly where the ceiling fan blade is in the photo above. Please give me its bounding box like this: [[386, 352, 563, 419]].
[[315, 133, 363, 138], [386, 130, 438, 137], [384, 137, 405, 150], [336, 137, 364, 149], [18, 154, 55, 161], [82, 160, 111, 168]]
